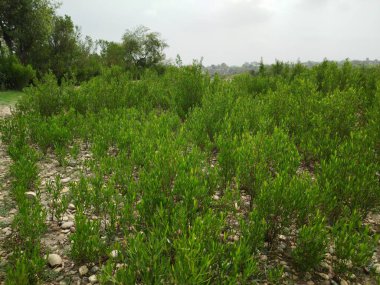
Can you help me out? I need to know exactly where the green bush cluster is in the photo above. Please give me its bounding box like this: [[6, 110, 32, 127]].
[[0, 53, 35, 90], [1, 60, 379, 283]]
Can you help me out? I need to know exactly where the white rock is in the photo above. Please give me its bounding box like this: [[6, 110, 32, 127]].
[[61, 221, 74, 229], [68, 203, 76, 210], [61, 177, 71, 183], [25, 191, 37, 199], [9, 209, 17, 214], [89, 275, 97, 283], [374, 263, 380, 274], [340, 279, 349, 285], [318, 273, 330, 280], [110, 250, 119, 258], [260, 255, 268, 261], [61, 187, 70, 194], [279, 234, 287, 241], [79, 265, 89, 276], [48, 254, 62, 267]]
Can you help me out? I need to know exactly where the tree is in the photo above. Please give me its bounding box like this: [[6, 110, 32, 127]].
[[100, 26, 168, 71], [49, 15, 80, 79], [122, 26, 168, 69], [0, 0, 56, 71]]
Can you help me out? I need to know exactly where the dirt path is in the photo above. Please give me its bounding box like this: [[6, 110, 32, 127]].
[[0, 105, 16, 283], [0, 106, 11, 117]]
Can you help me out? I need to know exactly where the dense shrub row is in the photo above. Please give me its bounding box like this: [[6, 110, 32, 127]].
[[1, 60, 380, 284]]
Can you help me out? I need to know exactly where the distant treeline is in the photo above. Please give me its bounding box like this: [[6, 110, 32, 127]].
[[205, 59, 380, 77]]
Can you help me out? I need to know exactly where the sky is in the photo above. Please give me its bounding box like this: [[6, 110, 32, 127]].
[[57, 0, 380, 66]]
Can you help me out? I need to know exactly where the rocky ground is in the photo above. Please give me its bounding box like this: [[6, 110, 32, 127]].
[[0, 106, 379, 285]]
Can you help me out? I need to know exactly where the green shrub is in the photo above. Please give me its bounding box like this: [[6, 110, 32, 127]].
[[292, 213, 328, 272], [332, 213, 378, 274], [0, 54, 35, 90]]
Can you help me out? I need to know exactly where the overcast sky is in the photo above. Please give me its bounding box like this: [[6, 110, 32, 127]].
[[58, 0, 380, 66]]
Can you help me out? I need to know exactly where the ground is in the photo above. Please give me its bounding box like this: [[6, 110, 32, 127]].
[[0, 90, 24, 106]]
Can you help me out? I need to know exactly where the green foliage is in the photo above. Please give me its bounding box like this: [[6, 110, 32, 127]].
[[332, 213, 378, 273], [292, 213, 328, 272], [70, 212, 106, 263], [2, 61, 380, 283], [0, 53, 35, 90], [5, 247, 45, 285]]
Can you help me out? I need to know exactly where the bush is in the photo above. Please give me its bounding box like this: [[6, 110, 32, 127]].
[[292, 213, 328, 272], [0, 54, 35, 90]]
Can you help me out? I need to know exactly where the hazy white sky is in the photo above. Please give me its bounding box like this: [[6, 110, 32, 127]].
[[58, 0, 380, 65]]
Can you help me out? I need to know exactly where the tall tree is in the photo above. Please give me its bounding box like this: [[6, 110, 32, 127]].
[[49, 15, 79, 79], [0, 0, 56, 71], [122, 26, 168, 69]]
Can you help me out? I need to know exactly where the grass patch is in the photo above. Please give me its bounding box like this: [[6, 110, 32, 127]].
[[0, 90, 24, 106]]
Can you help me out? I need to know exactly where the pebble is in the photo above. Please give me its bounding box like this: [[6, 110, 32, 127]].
[[61, 221, 74, 229], [2, 227, 12, 236], [110, 250, 119, 258], [318, 272, 330, 280], [321, 261, 333, 273], [25, 191, 37, 199], [68, 203, 76, 210], [61, 187, 70, 194], [91, 265, 99, 273], [79, 265, 89, 276], [89, 275, 97, 283], [340, 279, 349, 285], [306, 281, 315, 285], [9, 209, 17, 214], [374, 263, 380, 274], [61, 177, 71, 183], [279, 234, 287, 241], [48, 254, 62, 267], [212, 194, 220, 200], [260, 255, 268, 261]]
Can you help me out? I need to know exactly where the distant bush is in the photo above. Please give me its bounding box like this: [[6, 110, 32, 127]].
[[0, 53, 35, 90]]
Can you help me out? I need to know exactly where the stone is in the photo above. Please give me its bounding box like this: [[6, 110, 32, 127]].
[[110, 250, 119, 258], [68, 203, 76, 210], [91, 265, 99, 273], [61, 221, 74, 229], [61, 187, 70, 194], [25, 191, 37, 199], [374, 263, 380, 274], [340, 279, 349, 285], [278, 234, 287, 241], [89, 275, 97, 283], [9, 208, 17, 214], [260, 255, 268, 261], [48, 254, 62, 267], [318, 272, 330, 280], [306, 281, 315, 285], [212, 194, 220, 200], [61, 177, 71, 183], [79, 265, 89, 276]]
